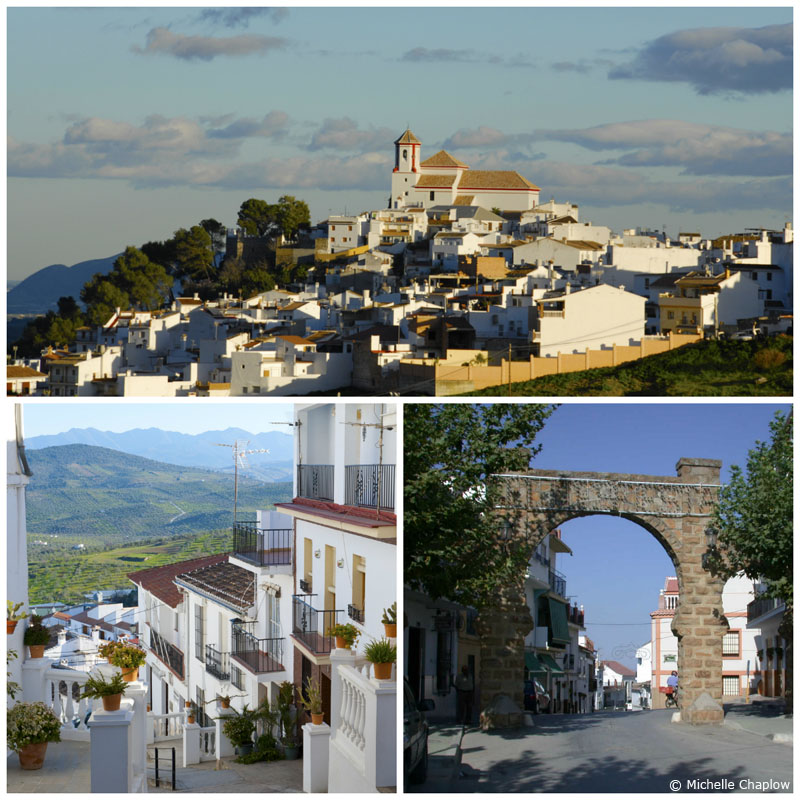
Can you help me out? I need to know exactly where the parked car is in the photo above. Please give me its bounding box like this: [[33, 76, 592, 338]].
[[523, 678, 550, 714], [404, 679, 434, 786]]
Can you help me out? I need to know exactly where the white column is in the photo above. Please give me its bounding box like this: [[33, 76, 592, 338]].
[[21, 657, 49, 704], [215, 706, 235, 759], [90, 704, 134, 793], [329, 648, 358, 732], [365, 679, 397, 790], [183, 720, 200, 767], [302, 722, 330, 793], [126, 681, 148, 791]]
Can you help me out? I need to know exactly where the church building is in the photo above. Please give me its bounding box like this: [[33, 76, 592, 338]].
[[390, 129, 540, 212]]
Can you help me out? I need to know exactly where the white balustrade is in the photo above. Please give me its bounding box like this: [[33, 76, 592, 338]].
[[198, 726, 216, 762], [45, 666, 98, 741], [150, 711, 185, 742], [339, 670, 367, 754]]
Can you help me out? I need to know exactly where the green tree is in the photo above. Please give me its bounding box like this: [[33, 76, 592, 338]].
[[241, 264, 276, 297], [174, 226, 214, 282], [140, 239, 178, 271], [238, 198, 274, 237], [709, 411, 792, 707], [200, 218, 227, 254], [81, 277, 130, 326], [274, 195, 310, 240], [404, 403, 555, 607]]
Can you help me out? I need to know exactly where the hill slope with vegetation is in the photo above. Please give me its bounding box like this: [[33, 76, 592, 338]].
[[467, 336, 793, 397]]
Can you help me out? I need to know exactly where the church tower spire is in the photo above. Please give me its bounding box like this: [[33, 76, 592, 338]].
[[390, 129, 421, 209]]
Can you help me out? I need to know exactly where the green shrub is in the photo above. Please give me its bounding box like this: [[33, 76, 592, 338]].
[[7, 702, 62, 751], [753, 349, 786, 371]]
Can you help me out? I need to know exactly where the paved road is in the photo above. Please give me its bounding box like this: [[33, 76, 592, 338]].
[[414, 710, 792, 793]]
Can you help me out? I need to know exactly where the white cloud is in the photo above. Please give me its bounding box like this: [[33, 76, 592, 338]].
[[133, 27, 289, 61]]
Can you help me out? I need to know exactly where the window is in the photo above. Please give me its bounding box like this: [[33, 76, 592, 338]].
[[722, 675, 740, 696], [722, 631, 740, 657], [667, 311, 674, 320], [767, 272, 773, 281], [267, 592, 281, 640], [352, 555, 366, 616], [195, 604, 205, 662], [232, 665, 244, 690], [430, 191, 435, 201]]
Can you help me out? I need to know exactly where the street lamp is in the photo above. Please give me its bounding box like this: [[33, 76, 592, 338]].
[[500, 519, 514, 541]]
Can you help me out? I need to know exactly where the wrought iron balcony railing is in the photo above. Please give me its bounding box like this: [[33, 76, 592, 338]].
[[150, 629, 185, 681], [568, 606, 584, 626], [297, 464, 334, 501], [205, 645, 230, 681], [347, 604, 364, 624], [345, 464, 395, 510], [292, 594, 341, 654], [747, 595, 783, 623], [231, 620, 284, 674], [232, 522, 293, 568], [549, 569, 567, 598]]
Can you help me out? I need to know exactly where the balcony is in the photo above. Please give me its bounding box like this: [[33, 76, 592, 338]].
[[232, 521, 293, 567], [549, 569, 567, 597], [150, 628, 185, 680], [747, 594, 784, 623], [345, 464, 396, 510], [231, 620, 285, 674], [292, 594, 341, 654], [347, 603, 364, 624], [568, 605, 584, 626], [298, 464, 334, 501], [205, 644, 230, 681]]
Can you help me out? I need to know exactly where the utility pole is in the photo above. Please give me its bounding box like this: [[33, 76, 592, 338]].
[[213, 441, 270, 524]]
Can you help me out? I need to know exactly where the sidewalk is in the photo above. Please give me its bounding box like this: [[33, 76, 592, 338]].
[[723, 697, 793, 744], [413, 723, 476, 792]]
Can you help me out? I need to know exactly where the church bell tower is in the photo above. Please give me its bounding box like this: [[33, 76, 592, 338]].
[[390, 129, 421, 209]]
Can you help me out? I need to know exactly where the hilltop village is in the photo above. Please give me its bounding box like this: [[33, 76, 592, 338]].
[[8, 130, 794, 397]]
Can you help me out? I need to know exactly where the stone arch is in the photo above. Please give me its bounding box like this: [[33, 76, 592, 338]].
[[477, 458, 728, 727]]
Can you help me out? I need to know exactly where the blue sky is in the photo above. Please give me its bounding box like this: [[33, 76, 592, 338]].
[[7, 6, 793, 281], [22, 401, 294, 436], [529, 401, 791, 669]]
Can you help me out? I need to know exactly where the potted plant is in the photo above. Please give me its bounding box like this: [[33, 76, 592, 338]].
[[99, 640, 147, 682], [23, 615, 50, 658], [7, 701, 62, 770], [222, 707, 257, 755], [7, 601, 27, 634], [80, 670, 128, 711], [277, 681, 299, 759], [327, 622, 360, 650], [220, 695, 232, 709], [298, 676, 324, 725], [381, 602, 397, 638], [186, 703, 197, 725], [364, 637, 396, 680]]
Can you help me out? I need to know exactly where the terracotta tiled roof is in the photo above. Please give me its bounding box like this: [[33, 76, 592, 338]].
[[395, 129, 421, 145], [453, 196, 474, 206], [70, 609, 132, 633], [458, 170, 540, 191], [276, 497, 396, 528], [128, 554, 228, 607], [420, 150, 468, 168], [416, 174, 457, 188], [52, 611, 72, 621], [176, 561, 255, 612], [7, 365, 47, 378], [277, 335, 314, 345], [561, 239, 605, 251], [600, 660, 635, 677], [651, 609, 676, 618], [664, 577, 679, 593]]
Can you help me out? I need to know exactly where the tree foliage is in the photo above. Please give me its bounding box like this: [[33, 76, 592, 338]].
[[710, 411, 792, 634], [174, 225, 215, 282], [237, 196, 310, 240], [404, 403, 555, 607]]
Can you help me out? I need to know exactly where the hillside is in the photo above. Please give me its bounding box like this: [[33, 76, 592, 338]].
[[26, 444, 293, 545], [27, 427, 294, 483], [7, 255, 119, 315], [466, 336, 793, 397]]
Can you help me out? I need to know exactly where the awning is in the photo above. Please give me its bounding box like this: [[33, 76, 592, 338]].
[[538, 652, 565, 675], [548, 597, 571, 646], [524, 652, 545, 675]]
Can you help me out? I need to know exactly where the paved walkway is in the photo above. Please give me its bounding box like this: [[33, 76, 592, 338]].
[[722, 697, 793, 743], [411, 709, 793, 793], [7, 740, 91, 793]]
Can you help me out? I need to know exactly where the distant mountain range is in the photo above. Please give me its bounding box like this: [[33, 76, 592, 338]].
[[26, 427, 294, 483], [7, 255, 119, 315], [26, 444, 293, 544]]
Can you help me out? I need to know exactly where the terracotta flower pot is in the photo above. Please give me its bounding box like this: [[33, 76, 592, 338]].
[[372, 662, 393, 680], [187, 714, 196, 725], [335, 636, 350, 650], [121, 667, 139, 682], [220, 699, 231, 709], [311, 712, 324, 725], [383, 623, 397, 638], [28, 644, 46, 659], [102, 693, 122, 711], [7, 620, 18, 634], [18, 741, 48, 770], [185, 701, 192, 708]]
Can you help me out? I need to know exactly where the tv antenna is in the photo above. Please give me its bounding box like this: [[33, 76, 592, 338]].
[[213, 440, 270, 523]]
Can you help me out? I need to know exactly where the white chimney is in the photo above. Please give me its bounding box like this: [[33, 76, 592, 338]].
[[91, 626, 101, 643], [57, 629, 67, 646]]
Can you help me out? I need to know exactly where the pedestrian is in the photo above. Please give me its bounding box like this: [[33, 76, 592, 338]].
[[452, 665, 474, 726]]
